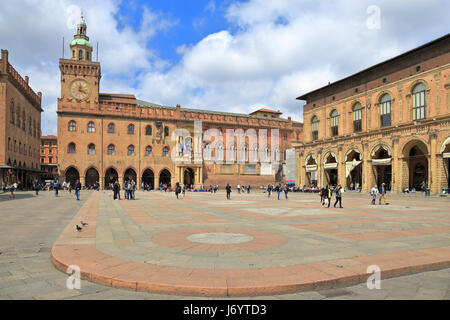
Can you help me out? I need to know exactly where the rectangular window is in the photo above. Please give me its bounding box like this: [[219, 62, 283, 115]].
[[353, 120, 362, 132], [312, 131, 318, 140]]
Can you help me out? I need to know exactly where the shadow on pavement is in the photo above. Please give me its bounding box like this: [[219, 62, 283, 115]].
[[0, 192, 36, 202]]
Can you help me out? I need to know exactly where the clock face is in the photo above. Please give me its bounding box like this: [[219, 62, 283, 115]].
[[70, 80, 90, 101]]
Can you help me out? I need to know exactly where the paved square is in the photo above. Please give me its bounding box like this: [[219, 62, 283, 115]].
[[50, 190, 450, 297]]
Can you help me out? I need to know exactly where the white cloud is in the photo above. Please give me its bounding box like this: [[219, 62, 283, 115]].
[[1, 0, 449, 135]]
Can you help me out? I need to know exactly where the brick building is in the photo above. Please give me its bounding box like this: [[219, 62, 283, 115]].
[[0, 49, 43, 189], [294, 34, 450, 194], [40, 135, 58, 180], [57, 17, 302, 190]]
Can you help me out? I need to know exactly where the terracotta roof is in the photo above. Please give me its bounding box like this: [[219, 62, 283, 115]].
[[99, 93, 137, 105], [249, 108, 282, 115]]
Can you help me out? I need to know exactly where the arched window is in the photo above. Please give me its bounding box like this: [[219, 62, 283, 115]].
[[145, 146, 152, 157], [311, 116, 319, 140], [33, 120, 36, 137], [204, 144, 211, 160], [88, 143, 96, 155], [331, 110, 339, 137], [78, 50, 83, 60], [412, 82, 426, 120], [7, 137, 11, 151], [241, 146, 248, 162], [128, 124, 135, 135], [108, 123, 115, 133], [353, 103, 363, 132], [68, 143, 76, 154], [29, 146, 31, 157], [229, 145, 235, 161], [22, 111, 25, 130], [87, 122, 95, 133], [86, 52, 90, 60], [145, 125, 152, 136], [163, 147, 169, 157], [164, 126, 169, 137], [16, 107, 20, 127], [72, 50, 75, 58], [69, 120, 77, 132], [107, 144, 115, 155], [127, 145, 135, 156], [380, 94, 392, 127]]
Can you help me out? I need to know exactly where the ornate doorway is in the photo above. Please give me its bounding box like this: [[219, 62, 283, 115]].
[[183, 168, 195, 187]]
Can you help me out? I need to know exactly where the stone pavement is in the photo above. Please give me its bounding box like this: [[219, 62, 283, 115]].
[[0, 192, 450, 300], [47, 189, 450, 298]]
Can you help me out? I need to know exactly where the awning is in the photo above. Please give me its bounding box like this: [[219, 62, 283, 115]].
[[444, 153, 450, 159], [346, 160, 362, 178], [324, 163, 338, 170], [306, 165, 318, 172], [372, 158, 392, 166]]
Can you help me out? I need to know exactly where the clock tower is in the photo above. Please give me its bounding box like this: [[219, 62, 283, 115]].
[[58, 15, 101, 108]]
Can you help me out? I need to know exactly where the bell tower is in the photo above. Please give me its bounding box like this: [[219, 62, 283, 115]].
[[58, 15, 101, 107], [70, 15, 93, 61]]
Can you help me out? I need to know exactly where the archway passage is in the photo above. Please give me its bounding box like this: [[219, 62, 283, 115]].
[[105, 168, 118, 190], [404, 141, 428, 191], [346, 149, 362, 190], [184, 168, 195, 187], [372, 145, 392, 191], [159, 169, 171, 187], [124, 168, 137, 184], [85, 168, 99, 188], [442, 139, 450, 190], [324, 153, 338, 186], [142, 169, 155, 190], [305, 155, 318, 187], [65, 167, 80, 186]]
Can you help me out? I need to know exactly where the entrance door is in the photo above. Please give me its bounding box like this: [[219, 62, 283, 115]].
[[142, 169, 155, 190], [85, 168, 99, 188], [184, 168, 195, 187]]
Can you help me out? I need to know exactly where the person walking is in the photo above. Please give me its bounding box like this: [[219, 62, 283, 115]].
[[175, 182, 181, 199], [267, 185, 272, 198], [370, 185, 379, 205], [75, 179, 81, 201], [326, 185, 332, 208], [320, 186, 325, 205], [53, 180, 59, 197], [68, 182, 72, 193], [34, 179, 40, 196], [334, 185, 343, 208], [226, 183, 232, 200], [284, 184, 289, 200], [9, 182, 16, 199], [131, 180, 136, 200], [379, 183, 387, 205], [237, 184, 241, 194], [182, 184, 186, 197], [276, 184, 281, 200]]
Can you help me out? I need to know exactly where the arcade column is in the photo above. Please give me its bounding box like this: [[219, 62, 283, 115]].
[[430, 133, 439, 194]]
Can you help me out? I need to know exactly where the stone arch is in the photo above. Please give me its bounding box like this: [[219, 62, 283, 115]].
[[371, 143, 392, 158], [159, 168, 172, 187], [85, 167, 100, 188], [305, 153, 318, 166], [104, 167, 119, 189], [345, 147, 363, 161], [323, 151, 338, 164], [64, 166, 80, 186], [401, 138, 429, 190], [440, 136, 450, 153], [123, 167, 137, 183], [141, 168, 155, 190], [401, 138, 429, 157], [407, 78, 430, 94]]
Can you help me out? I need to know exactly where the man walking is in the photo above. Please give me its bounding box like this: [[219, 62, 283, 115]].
[[334, 185, 343, 208], [175, 182, 181, 199], [75, 179, 81, 201], [34, 179, 40, 196], [370, 185, 379, 205], [237, 184, 241, 194], [276, 184, 281, 200], [284, 184, 289, 200], [267, 185, 272, 198], [226, 183, 232, 200], [53, 180, 59, 197], [326, 185, 332, 208], [379, 183, 387, 205]]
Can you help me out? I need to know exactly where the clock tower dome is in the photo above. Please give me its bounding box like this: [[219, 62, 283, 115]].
[[58, 15, 101, 107]]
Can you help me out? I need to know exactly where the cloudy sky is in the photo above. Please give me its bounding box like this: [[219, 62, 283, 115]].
[[1, 0, 449, 135]]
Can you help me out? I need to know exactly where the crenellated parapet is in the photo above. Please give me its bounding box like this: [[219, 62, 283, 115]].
[[1, 49, 42, 110]]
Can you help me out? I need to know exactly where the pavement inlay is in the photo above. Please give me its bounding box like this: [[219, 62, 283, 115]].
[[50, 190, 450, 297]]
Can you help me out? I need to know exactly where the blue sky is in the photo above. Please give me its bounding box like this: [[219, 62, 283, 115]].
[[0, 0, 449, 135]]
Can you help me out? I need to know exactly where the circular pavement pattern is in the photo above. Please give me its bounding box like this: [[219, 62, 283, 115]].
[[152, 228, 288, 252], [187, 232, 254, 244]]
